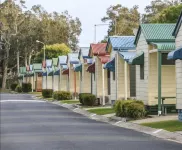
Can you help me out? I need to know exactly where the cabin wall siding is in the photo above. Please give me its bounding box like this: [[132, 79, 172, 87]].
[[136, 33, 149, 105], [47, 76, 52, 89], [175, 25, 182, 109], [42, 76, 46, 89], [53, 75, 59, 91], [81, 64, 91, 93]]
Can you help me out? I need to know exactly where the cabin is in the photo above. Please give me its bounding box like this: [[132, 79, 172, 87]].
[[52, 58, 59, 91], [75, 47, 92, 94], [33, 63, 43, 92], [58, 56, 69, 91], [168, 12, 182, 121], [25, 65, 34, 91], [129, 24, 176, 115], [67, 53, 80, 98], [46, 59, 53, 89], [104, 36, 136, 104], [88, 43, 109, 105], [19, 67, 26, 86]]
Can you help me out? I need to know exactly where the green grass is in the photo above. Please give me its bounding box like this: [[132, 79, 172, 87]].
[[87, 108, 115, 115], [0, 88, 11, 93], [29, 92, 42, 95], [61, 100, 80, 104], [141, 120, 182, 132]]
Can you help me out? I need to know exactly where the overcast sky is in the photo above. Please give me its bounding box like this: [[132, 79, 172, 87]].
[[13, 0, 152, 47]]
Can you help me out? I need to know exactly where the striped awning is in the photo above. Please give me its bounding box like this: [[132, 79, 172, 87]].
[[128, 51, 144, 65], [98, 56, 110, 64], [62, 68, 69, 75], [104, 57, 115, 72], [73, 64, 82, 72], [150, 42, 175, 51], [119, 52, 136, 62], [87, 62, 95, 73], [168, 47, 182, 60]]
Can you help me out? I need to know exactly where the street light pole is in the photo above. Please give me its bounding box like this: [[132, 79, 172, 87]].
[[36, 40, 45, 62]]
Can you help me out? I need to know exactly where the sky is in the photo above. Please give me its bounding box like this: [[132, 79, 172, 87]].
[[21, 0, 151, 47]]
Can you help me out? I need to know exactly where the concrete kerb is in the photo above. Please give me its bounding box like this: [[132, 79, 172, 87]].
[[34, 96, 182, 144]]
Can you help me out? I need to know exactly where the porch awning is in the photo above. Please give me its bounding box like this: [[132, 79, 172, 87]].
[[42, 72, 47, 76], [119, 52, 136, 63], [87, 62, 95, 73], [103, 57, 115, 72], [62, 68, 69, 75], [128, 51, 144, 65], [62, 65, 68, 70], [150, 42, 175, 51], [168, 47, 182, 60], [98, 56, 110, 64], [74, 64, 82, 72]]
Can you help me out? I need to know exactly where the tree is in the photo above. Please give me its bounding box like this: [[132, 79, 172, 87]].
[[143, 0, 180, 23], [150, 4, 182, 23], [102, 4, 140, 36], [33, 43, 70, 63]]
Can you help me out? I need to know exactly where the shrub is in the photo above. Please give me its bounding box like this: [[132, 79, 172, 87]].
[[82, 94, 96, 106], [11, 83, 18, 91], [114, 100, 146, 119], [15, 85, 22, 93], [22, 83, 32, 92], [53, 91, 72, 100], [79, 93, 91, 104], [42, 89, 53, 98]]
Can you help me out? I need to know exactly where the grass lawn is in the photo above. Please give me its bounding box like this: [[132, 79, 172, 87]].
[[29, 92, 42, 95], [61, 100, 80, 104], [141, 120, 182, 132], [0, 88, 11, 93], [87, 108, 115, 115]]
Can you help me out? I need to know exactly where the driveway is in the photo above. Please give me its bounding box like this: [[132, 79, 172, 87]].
[[0, 94, 182, 150]]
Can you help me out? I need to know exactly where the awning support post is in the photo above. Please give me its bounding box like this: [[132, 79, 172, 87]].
[[102, 64, 105, 106], [158, 52, 162, 116]]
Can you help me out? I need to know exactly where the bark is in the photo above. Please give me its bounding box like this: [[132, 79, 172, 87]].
[[28, 53, 32, 65], [24, 50, 27, 66]]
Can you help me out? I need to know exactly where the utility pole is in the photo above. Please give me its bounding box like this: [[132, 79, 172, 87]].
[[17, 39, 19, 75]]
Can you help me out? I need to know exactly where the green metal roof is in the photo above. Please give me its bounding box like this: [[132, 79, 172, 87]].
[[173, 11, 182, 37], [52, 58, 58, 66], [150, 42, 175, 51], [20, 67, 26, 74], [135, 24, 176, 45], [33, 63, 42, 70], [128, 51, 144, 65]]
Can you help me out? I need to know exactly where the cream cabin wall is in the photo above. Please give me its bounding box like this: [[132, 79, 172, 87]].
[[42, 76, 46, 89], [60, 74, 68, 91], [53, 75, 59, 91], [136, 33, 149, 104], [81, 64, 91, 93], [47, 76, 53, 89], [96, 58, 103, 97], [69, 65, 74, 93], [175, 25, 182, 109]]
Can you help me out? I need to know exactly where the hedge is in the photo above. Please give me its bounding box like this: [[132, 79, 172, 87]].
[[42, 89, 53, 98], [22, 83, 32, 92], [11, 83, 18, 91], [15, 85, 22, 93], [114, 100, 146, 119], [53, 91, 71, 100], [81, 93, 96, 106], [79, 93, 91, 104]]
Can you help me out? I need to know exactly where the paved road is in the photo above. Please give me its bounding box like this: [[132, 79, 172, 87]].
[[0, 94, 182, 150]]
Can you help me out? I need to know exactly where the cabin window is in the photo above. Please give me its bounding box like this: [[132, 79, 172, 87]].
[[140, 65, 144, 80], [113, 71, 115, 81], [162, 53, 175, 65]]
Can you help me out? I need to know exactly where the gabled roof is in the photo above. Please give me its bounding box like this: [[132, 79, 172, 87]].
[[58, 56, 67, 65], [46, 59, 52, 68], [68, 53, 79, 64], [89, 43, 107, 56], [134, 24, 176, 45], [106, 36, 136, 51], [52, 58, 58, 66], [173, 11, 182, 37], [79, 47, 90, 59]]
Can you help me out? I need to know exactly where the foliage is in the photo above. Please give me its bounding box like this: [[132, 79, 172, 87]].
[[114, 100, 146, 119], [102, 4, 140, 36], [42, 89, 53, 98], [33, 43, 70, 63], [150, 4, 182, 23], [53, 91, 72, 100], [10, 83, 18, 91], [79, 93, 91, 104], [88, 108, 115, 115], [22, 83, 32, 92], [81, 94, 96, 106], [143, 0, 180, 23], [15, 85, 22, 93]]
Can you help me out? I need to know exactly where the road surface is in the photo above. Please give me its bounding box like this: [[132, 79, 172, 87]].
[[0, 94, 182, 150]]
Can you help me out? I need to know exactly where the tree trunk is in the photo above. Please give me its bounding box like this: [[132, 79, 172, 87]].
[[25, 51, 27, 66], [17, 50, 19, 75], [2, 59, 8, 89], [28, 53, 32, 65]]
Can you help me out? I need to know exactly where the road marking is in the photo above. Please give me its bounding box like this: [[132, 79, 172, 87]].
[[153, 129, 163, 134], [114, 121, 122, 125], [0, 100, 45, 103]]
